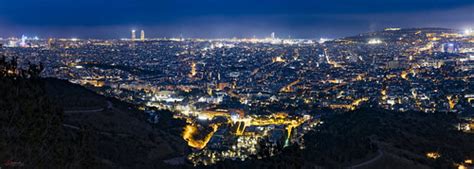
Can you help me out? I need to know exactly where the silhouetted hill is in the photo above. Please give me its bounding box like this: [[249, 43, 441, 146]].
[[0, 59, 188, 168], [43, 78, 189, 168], [207, 108, 474, 169]]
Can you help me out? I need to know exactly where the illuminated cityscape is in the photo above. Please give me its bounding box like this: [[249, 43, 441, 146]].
[[0, 0, 473, 169], [2, 27, 474, 166]]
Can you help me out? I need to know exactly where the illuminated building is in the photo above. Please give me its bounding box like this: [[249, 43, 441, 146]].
[[442, 43, 459, 53], [140, 30, 145, 41], [217, 82, 229, 91], [19, 35, 27, 47], [272, 56, 286, 63], [131, 30, 136, 41], [48, 38, 54, 49]]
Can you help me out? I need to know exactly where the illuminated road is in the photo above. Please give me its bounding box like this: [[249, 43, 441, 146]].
[[182, 124, 218, 149], [180, 111, 309, 149], [280, 79, 301, 93]]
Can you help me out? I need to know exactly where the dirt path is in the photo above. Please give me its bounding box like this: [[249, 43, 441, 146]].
[[347, 149, 383, 169], [64, 101, 112, 114]]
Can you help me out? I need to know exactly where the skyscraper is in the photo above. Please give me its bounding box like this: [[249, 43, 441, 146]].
[[131, 30, 136, 41], [271, 32, 275, 39], [47, 38, 54, 49], [140, 30, 145, 41]]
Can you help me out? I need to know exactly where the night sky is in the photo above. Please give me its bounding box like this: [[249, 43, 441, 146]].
[[0, 0, 472, 39]]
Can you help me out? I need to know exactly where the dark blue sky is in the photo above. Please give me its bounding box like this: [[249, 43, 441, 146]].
[[0, 0, 472, 38]]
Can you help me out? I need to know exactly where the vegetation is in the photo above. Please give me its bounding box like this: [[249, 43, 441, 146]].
[[0, 56, 99, 168], [0, 56, 187, 168], [44, 78, 107, 110], [207, 108, 474, 169]]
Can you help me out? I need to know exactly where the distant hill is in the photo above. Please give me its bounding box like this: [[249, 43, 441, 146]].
[[340, 27, 458, 42]]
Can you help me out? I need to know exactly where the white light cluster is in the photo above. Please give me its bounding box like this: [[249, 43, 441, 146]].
[[368, 39, 383, 44], [465, 28, 473, 36]]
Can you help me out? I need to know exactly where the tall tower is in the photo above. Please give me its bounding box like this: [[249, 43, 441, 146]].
[[271, 32, 275, 39], [48, 38, 54, 49], [131, 30, 136, 41], [189, 61, 197, 78], [140, 30, 145, 41]]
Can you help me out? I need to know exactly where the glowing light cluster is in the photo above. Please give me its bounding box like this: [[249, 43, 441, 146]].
[[465, 28, 473, 36], [426, 152, 441, 159], [368, 39, 383, 44], [183, 124, 219, 149]]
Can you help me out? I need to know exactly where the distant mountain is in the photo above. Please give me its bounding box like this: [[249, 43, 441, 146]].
[[340, 27, 459, 42]]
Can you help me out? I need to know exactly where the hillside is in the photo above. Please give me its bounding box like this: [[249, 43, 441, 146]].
[[206, 108, 474, 169], [0, 65, 188, 168], [44, 78, 189, 168]]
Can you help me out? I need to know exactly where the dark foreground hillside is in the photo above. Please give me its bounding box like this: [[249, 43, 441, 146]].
[[0, 77, 97, 168], [0, 59, 187, 168], [43, 78, 189, 168], [208, 108, 474, 169]]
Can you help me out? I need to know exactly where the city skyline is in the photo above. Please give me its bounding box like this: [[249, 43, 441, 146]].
[[0, 0, 472, 38], [1, 27, 473, 41]]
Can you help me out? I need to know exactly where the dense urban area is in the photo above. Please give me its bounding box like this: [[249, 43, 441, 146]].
[[1, 27, 474, 168]]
